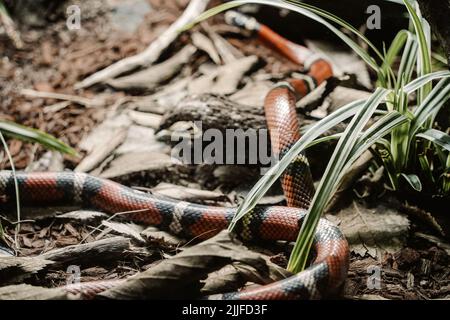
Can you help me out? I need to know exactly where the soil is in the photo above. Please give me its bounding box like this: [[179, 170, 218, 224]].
[[0, 0, 449, 300]]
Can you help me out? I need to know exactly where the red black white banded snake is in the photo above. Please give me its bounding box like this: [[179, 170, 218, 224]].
[[0, 11, 349, 300]]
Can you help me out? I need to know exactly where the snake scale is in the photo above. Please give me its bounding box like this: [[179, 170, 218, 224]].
[[0, 11, 349, 300]]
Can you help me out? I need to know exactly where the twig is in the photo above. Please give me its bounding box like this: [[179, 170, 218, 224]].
[[80, 208, 152, 244], [8, 219, 35, 225], [75, 127, 128, 173], [75, 0, 211, 89], [43, 101, 72, 114], [20, 89, 105, 108], [106, 44, 197, 91], [0, 1, 23, 49], [191, 31, 221, 65], [203, 22, 243, 64]]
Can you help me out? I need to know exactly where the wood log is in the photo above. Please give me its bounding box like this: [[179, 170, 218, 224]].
[[158, 94, 267, 133]]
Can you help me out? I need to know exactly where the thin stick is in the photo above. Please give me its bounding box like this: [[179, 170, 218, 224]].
[[80, 208, 152, 244], [20, 89, 104, 108], [0, 131, 20, 250], [0, 1, 23, 49], [75, 0, 211, 89], [9, 219, 36, 225]]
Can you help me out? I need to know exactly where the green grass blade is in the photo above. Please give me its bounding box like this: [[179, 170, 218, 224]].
[[284, 0, 385, 62], [391, 84, 410, 169], [228, 98, 367, 231], [382, 0, 405, 4], [432, 52, 448, 65], [441, 155, 450, 193], [419, 153, 436, 186], [435, 143, 448, 165], [411, 78, 450, 137], [305, 116, 409, 152], [376, 137, 392, 151], [332, 111, 408, 196], [403, 0, 432, 103], [379, 30, 409, 88], [181, 0, 381, 72], [379, 146, 399, 189], [395, 31, 418, 92], [287, 88, 390, 273], [306, 133, 343, 148], [344, 111, 409, 180], [0, 120, 78, 157], [417, 129, 450, 152], [403, 70, 450, 93], [400, 173, 423, 191]]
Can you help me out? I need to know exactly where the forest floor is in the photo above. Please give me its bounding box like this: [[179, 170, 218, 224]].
[[0, 0, 449, 300]]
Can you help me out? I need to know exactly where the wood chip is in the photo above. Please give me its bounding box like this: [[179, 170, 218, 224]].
[[127, 110, 162, 129], [106, 45, 197, 91], [101, 221, 145, 243], [188, 56, 258, 95], [191, 32, 221, 65], [151, 182, 229, 203], [100, 152, 174, 180], [56, 211, 109, 222], [75, 127, 128, 173]]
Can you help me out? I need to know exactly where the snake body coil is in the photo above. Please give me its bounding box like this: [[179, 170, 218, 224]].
[[0, 12, 349, 300]]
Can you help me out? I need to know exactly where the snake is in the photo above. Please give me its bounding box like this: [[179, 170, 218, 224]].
[[0, 11, 349, 300]]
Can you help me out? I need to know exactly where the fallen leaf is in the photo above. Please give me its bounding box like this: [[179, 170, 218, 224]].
[[151, 182, 229, 203], [0, 284, 72, 300], [64, 223, 80, 238], [336, 201, 410, 259], [141, 226, 184, 249], [101, 221, 145, 243], [99, 230, 277, 299], [0, 256, 54, 285], [56, 210, 108, 222]]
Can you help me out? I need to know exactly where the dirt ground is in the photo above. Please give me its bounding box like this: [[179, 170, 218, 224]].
[[0, 0, 449, 300]]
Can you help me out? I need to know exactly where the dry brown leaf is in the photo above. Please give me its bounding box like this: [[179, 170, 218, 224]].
[[202, 260, 291, 295], [99, 231, 276, 299], [141, 226, 184, 249], [0, 256, 54, 286], [0, 284, 73, 300], [56, 210, 108, 222], [101, 221, 145, 243], [151, 182, 229, 203], [335, 201, 410, 259]]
